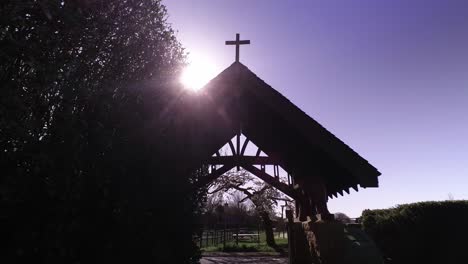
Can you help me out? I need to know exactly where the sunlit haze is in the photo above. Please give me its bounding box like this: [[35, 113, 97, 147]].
[[180, 52, 219, 91]]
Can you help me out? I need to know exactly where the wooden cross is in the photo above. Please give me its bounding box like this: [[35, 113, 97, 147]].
[[225, 33, 250, 62]]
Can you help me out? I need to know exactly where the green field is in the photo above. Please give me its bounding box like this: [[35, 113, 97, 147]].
[[201, 232, 288, 253]]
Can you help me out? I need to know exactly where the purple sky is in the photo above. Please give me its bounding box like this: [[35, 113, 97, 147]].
[[164, 0, 468, 217]]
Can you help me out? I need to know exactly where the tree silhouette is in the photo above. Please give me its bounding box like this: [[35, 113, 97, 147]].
[[1, 1, 203, 263]]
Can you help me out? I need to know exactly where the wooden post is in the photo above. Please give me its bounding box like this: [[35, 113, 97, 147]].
[[199, 232, 201, 248], [199, 231, 202, 248], [286, 209, 294, 264], [258, 223, 260, 244], [223, 224, 226, 249]]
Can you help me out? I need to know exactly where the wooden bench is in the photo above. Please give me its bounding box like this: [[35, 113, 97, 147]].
[[232, 233, 259, 241]]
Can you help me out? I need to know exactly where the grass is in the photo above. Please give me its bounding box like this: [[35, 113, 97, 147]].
[[201, 232, 288, 253]]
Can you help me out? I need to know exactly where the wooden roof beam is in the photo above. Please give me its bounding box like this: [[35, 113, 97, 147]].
[[207, 155, 280, 165], [194, 164, 235, 188], [242, 163, 298, 200]]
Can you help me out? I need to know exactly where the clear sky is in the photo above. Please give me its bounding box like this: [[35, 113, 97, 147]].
[[164, 0, 468, 217]]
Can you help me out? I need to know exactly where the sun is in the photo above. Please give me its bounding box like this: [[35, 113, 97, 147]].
[[180, 54, 218, 91]]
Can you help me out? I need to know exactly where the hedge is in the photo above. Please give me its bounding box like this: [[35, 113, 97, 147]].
[[361, 201, 468, 264]]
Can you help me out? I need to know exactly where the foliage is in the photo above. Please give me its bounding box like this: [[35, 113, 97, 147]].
[[200, 194, 260, 229], [206, 169, 288, 250], [1, 1, 204, 263], [361, 200, 468, 264], [334, 212, 352, 223], [208, 169, 284, 217]]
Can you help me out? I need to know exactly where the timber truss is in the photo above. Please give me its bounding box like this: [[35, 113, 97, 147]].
[[195, 133, 299, 199]]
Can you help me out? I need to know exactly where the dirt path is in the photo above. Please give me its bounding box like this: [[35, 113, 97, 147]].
[[201, 256, 287, 264], [201, 253, 287, 264]]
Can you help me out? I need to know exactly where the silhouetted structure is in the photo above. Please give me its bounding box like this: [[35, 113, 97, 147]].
[[166, 34, 382, 263], [129, 33, 382, 263], [182, 61, 380, 218]]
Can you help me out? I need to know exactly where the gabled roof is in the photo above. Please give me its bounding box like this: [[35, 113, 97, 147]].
[[185, 62, 380, 198]]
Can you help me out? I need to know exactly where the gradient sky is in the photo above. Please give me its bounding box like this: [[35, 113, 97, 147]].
[[164, 0, 468, 217]]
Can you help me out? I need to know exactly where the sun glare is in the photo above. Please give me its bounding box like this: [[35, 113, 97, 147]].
[[180, 54, 218, 91]]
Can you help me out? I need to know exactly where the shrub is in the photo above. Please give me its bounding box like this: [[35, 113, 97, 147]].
[[362, 201, 468, 264]]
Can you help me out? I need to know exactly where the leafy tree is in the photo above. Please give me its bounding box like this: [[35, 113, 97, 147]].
[[200, 191, 261, 232], [334, 212, 352, 223], [208, 169, 286, 251], [1, 1, 203, 263]]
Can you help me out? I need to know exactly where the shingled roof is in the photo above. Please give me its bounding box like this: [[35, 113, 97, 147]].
[[185, 62, 380, 198]]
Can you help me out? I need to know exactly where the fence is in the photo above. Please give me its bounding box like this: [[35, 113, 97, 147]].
[[195, 227, 260, 248]]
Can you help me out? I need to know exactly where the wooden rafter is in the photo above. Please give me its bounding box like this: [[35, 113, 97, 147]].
[[194, 164, 235, 188], [208, 155, 280, 165], [255, 147, 261, 157], [242, 163, 298, 199], [236, 132, 241, 155], [202, 136, 301, 199], [228, 140, 236, 156], [236, 132, 241, 170], [274, 165, 279, 179], [240, 138, 250, 155]]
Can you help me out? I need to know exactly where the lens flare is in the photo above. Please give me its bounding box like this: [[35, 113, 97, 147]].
[[180, 54, 218, 91]]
